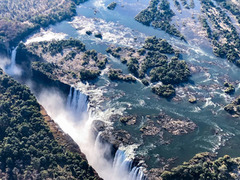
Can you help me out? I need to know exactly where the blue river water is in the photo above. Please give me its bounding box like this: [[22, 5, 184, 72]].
[[26, 0, 240, 170]]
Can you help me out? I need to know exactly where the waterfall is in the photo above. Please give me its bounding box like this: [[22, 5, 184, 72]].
[[66, 86, 146, 180], [10, 47, 17, 70], [6, 46, 21, 76], [94, 132, 146, 180], [66, 86, 88, 120], [112, 149, 146, 180]]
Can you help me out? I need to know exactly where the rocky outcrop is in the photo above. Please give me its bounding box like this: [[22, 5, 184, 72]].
[[100, 129, 133, 147], [224, 96, 240, 117], [140, 113, 197, 137], [158, 113, 197, 135]]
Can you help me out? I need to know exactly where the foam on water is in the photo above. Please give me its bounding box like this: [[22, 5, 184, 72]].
[[191, 106, 201, 113], [93, 0, 106, 10], [194, 123, 234, 153], [69, 16, 146, 48], [25, 28, 67, 44], [202, 97, 217, 108], [119, 144, 141, 160]]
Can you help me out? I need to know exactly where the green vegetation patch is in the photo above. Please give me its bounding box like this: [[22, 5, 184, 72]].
[[106, 36, 190, 98], [0, 68, 99, 179], [108, 68, 136, 82], [135, 0, 185, 39], [152, 84, 175, 97], [161, 152, 240, 180], [25, 39, 108, 83], [200, 0, 240, 66]]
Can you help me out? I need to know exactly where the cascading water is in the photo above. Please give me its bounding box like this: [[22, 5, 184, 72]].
[[66, 86, 88, 120], [66, 86, 146, 180], [113, 150, 146, 180], [6, 47, 21, 76]]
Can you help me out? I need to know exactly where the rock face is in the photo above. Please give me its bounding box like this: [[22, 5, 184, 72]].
[[92, 120, 107, 134], [107, 2, 117, 10], [224, 96, 240, 117], [188, 96, 197, 103], [100, 129, 133, 147]]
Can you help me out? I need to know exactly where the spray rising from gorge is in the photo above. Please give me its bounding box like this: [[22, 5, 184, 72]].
[[5, 47, 22, 76], [65, 86, 146, 180], [3, 44, 146, 180]]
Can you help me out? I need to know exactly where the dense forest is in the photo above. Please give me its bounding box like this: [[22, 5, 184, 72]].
[[0, 0, 87, 49], [0, 68, 100, 179]]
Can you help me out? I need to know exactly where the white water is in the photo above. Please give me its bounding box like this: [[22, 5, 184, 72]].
[[65, 86, 146, 180], [66, 87, 88, 120], [6, 47, 21, 76], [25, 29, 67, 45]]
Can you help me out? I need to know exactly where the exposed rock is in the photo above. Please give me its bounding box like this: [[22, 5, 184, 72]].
[[157, 113, 197, 135], [94, 32, 102, 39], [148, 168, 163, 180], [140, 121, 161, 136], [91, 120, 107, 135], [110, 114, 137, 125], [119, 115, 137, 125], [100, 129, 133, 147], [188, 96, 197, 103], [107, 2, 117, 10], [86, 30, 92, 35], [161, 119, 196, 135], [224, 96, 240, 117], [224, 81, 235, 94]]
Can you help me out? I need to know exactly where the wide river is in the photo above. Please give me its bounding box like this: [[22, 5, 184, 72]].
[[25, 0, 240, 171]]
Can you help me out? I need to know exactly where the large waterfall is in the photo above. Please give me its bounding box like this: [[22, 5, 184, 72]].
[[66, 86, 146, 180], [66, 86, 88, 120]]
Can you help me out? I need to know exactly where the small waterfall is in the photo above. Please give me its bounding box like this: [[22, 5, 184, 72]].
[[6, 46, 21, 76], [66, 86, 88, 120], [10, 47, 17, 70]]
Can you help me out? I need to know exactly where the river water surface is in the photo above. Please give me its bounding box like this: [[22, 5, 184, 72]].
[[24, 0, 240, 172]]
